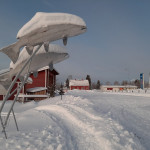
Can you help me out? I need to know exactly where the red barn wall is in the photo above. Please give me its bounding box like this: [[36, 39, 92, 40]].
[[70, 86, 89, 90], [0, 69, 58, 101], [24, 69, 57, 93], [8, 83, 18, 100], [0, 95, 3, 100], [49, 73, 54, 86], [25, 70, 46, 91], [46, 70, 56, 87]]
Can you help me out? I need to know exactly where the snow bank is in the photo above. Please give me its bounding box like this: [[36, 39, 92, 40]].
[[103, 89, 150, 98], [0, 90, 149, 150]]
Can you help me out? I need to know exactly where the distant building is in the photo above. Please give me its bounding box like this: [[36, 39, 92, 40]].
[[0, 66, 59, 101], [101, 85, 137, 92], [69, 79, 89, 90], [140, 73, 144, 89]]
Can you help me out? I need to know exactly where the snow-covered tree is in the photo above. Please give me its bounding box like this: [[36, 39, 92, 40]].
[[66, 78, 69, 89], [86, 75, 91, 90]]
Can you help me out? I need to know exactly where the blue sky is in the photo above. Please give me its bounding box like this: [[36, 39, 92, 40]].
[[0, 0, 150, 84]]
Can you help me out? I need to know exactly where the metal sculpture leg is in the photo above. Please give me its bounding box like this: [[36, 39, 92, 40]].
[[0, 44, 42, 114], [12, 109, 19, 131], [1, 73, 30, 138], [4, 73, 30, 129], [0, 44, 42, 138], [0, 115, 7, 138]]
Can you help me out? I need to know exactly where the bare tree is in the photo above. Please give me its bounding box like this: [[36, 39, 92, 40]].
[[114, 81, 119, 85], [56, 80, 61, 90], [144, 81, 149, 88], [96, 80, 101, 89], [92, 82, 96, 89], [121, 80, 128, 85], [106, 81, 111, 85], [86, 75, 91, 90], [134, 79, 140, 88]]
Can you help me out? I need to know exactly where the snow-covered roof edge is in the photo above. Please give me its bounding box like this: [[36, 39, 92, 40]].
[[26, 87, 47, 93], [69, 80, 89, 86], [37, 66, 59, 74]]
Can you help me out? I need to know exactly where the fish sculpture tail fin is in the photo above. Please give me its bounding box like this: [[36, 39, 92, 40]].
[[0, 79, 11, 90], [0, 42, 21, 64]]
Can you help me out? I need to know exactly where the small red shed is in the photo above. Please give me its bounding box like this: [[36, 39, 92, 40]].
[[0, 66, 59, 101], [69, 79, 89, 90]]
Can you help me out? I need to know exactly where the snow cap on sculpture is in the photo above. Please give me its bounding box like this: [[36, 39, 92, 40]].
[[17, 12, 86, 38]]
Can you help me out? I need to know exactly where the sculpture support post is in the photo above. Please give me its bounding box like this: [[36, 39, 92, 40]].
[[0, 44, 42, 138], [0, 114, 7, 138], [4, 73, 30, 128], [12, 109, 19, 131], [0, 44, 42, 114]]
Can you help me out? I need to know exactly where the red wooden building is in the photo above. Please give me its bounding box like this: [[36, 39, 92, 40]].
[[0, 66, 59, 101], [69, 79, 89, 90]]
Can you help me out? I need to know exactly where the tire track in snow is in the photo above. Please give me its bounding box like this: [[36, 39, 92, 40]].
[[61, 104, 102, 121], [41, 111, 78, 150], [36, 105, 112, 150]]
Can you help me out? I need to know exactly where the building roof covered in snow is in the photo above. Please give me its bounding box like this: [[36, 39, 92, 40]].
[[37, 66, 59, 75], [101, 85, 137, 88], [69, 80, 89, 86]]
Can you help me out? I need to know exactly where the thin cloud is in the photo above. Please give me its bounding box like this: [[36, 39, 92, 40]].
[[42, 0, 55, 8]]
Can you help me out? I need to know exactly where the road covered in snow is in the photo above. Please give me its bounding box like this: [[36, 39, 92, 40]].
[[0, 90, 150, 150]]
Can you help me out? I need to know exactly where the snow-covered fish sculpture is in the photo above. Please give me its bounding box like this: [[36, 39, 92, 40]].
[[0, 44, 69, 91], [0, 12, 86, 63], [10, 44, 69, 77]]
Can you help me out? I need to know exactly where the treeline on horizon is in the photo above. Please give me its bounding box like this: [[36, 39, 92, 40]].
[[57, 75, 149, 90]]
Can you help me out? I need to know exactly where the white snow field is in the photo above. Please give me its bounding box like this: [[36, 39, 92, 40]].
[[0, 90, 150, 150]]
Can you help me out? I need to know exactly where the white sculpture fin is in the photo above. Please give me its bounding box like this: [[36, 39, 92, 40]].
[[63, 37, 68, 46], [1, 84, 9, 90], [0, 79, 11, 90], [26, 46, 34, 55], [0, 42, 21, 63], [44, 42, 49, 52], [26, 77, 33, 84], [23, 74, 33, 84], [49, 62, 53, 71], [33, 71, 38, 78]]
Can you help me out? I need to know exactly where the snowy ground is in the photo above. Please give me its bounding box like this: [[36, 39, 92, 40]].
[[0, 90, 150, 150]]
